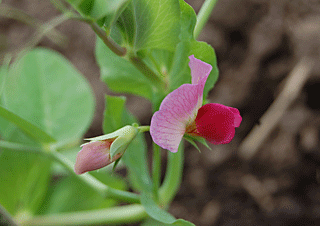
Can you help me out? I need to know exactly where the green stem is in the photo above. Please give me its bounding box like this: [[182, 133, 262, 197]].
[[152, 143, 161, 202], [159, 143, 184, 207], [50, 0, 70, 14], [0, 54, 12, 98], [89, 22, 126, 57], [0, 4, 66, 47], [20, 204, 147, 226], [129, 55, 166, 90], [138, 125, 150, 133], [194, 0, 218, 39], [49, 150, 140, 203], [72, 14, 166, 91], [0, 140, 43, 153]]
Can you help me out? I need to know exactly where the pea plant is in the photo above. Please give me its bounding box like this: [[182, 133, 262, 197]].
[[0, 0, 241, 225]]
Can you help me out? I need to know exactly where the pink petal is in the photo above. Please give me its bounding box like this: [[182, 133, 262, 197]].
[[150, 111, 185, 153], [188, 55, 212, 85], [151, 84, 201, 152], [150, 56, 213, 152], [74, 140, 114, 174], [195, 103, 240, 144]]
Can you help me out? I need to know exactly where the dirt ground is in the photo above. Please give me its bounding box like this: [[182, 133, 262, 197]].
[[2, 0, 320, 225]]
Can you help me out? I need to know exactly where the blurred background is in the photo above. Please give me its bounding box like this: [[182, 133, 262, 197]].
[[1, 0, 320, 225]]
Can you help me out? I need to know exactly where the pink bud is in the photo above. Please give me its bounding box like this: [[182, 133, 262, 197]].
[[74, 140, 120, 175]]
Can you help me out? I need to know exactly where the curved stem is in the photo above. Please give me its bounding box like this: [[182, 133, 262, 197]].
[[152, 143, 161, 202], [49, 150, 140, 203], [159, 143, 184, 207], [89, 22, 126, 57], [129, 55, 166, 90], [0, 140, 43, 153], [194, 0, 217, 39], [20, 204, 147, 226], [74, 17, 165, 90], [0, 4, 65, 46]]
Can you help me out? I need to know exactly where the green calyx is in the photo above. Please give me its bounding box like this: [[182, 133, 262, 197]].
[[85, 125, 139, 159]]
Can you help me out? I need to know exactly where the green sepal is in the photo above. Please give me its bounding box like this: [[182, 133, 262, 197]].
[[112, 157, 122, 172], [84, 125, 139, 159], [183, 134, 211, 152], [183, 135, 201, 153]]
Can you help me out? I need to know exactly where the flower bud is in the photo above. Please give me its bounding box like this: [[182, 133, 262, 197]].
[[74, 126, 138, 174]]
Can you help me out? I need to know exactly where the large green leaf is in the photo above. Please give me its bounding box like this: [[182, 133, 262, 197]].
[[0, 48, 95, 215], [0, 150, 51, 215], [0, 119, 51, 215], [132, 0, 180, 51], [103, 95, 152, 192], [66, 0, 130, 24], [3, 48, 95, 142], [96, 37, 153, 99], [112, 1, 136, 46]]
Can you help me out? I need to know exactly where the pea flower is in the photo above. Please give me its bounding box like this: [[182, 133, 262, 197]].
[[74, 125, 138, 174], [150, 55, 242, 153]]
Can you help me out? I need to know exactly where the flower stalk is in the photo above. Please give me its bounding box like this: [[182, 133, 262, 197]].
[[194, 0, 218, 39], [20, 204, 147, 226], [152, 143, 161, 202]]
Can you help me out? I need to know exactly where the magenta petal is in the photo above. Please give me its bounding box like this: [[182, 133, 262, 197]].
[[188, 55, 212, 85], [228, 107, 242, 127], [74, 141, 112, 174], [195, 103, 239, 144]]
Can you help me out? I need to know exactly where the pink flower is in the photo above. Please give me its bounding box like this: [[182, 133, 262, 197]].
[[150, 55, 242, 153]]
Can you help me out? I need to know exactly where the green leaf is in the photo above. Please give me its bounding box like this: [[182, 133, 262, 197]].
[[141, 192, 195, 225], [190, 41, 219, 98], [168, 0, 219, 99], [96, 37, 153, 99], [37, 176, 118, 214], [132, 0, 180, 51], [0, 149, 51, 215], [142, 218, 195, 226], [0, 113, 52, 215], [0, 47, 95, 215], [112, 1, 136, 46], [103, 95, 152, 192], [66, 0, 130, 23], [0, 105, 56, 143], [103, 95, 126, 133], [3, 48, 95, 142]]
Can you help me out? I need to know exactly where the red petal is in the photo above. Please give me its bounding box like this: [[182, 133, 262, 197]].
[[195, 103, 241, 144]]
